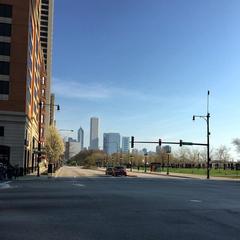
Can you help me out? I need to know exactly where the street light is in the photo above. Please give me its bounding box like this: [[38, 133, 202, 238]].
[[37, 102, 60, 177], [144, 153, 148, 173], [193, 90, 211, 179]]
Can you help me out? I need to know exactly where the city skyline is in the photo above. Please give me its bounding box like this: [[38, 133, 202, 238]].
[[52, 0, 240, 159]]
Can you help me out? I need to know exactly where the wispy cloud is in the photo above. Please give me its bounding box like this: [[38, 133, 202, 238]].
[[52, 77, 202, 108], [52, 77, 149, 101], [53, 78, 111, 99]]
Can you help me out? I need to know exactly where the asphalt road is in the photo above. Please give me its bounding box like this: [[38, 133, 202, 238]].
[[0, 168, 240, 240]]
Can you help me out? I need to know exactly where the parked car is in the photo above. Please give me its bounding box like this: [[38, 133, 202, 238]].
[[105, 167, 114, 175], [112, 166, 127, 176]]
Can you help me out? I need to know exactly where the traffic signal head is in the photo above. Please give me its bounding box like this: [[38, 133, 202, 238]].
[[159, 139, 162, 146], [131, 136, 134, 148], [180, 139, 183, 147]]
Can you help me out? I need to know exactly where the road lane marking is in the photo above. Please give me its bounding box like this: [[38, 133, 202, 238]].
[[190, 199, 202, 203], [0, 181, 12, 189], [73, 183, 85, 187]]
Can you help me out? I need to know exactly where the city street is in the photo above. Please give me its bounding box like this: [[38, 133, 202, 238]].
[[0, 167, 240, 240]]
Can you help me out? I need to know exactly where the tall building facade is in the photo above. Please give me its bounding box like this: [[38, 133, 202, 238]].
[[103, 133, 120, 155], [65, 141, 81, 160], [122, 136, 130, 153], [77, 127, 84, 150], [40, 0, 54, 126], [0, 0, 53, 175], [89, 117, 99, 150]]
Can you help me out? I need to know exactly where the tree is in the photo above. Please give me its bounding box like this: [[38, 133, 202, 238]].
[[232, 138, 240, 155], [214, 145, 231, 162], [68, 149, 106, 168], [45, 126, 64, 165]]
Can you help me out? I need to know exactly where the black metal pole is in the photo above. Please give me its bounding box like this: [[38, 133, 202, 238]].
[[167, 154, 169, 175], [37, 101, 42, 177], [207, 113, 210, 179], [144, 154, 147, 173]]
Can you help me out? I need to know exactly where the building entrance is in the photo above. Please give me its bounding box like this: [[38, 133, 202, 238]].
[[0, 145, 10, 165]]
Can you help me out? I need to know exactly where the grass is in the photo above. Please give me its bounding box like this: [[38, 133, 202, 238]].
[[133, 167, 240, 178]]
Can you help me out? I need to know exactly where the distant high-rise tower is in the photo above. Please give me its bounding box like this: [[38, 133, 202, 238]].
[[89, 117, 99, 150], [122, 137, 130, 153], [103, 133, 120, 154], [77, 127, 84, 150]]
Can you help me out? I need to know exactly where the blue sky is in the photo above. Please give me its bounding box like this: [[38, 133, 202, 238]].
[[52, 0, 240, 157]]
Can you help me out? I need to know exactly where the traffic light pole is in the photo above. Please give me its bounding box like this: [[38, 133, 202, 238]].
[[207, 112, 210, 179]]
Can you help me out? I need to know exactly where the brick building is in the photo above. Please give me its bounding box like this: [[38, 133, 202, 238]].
[[0, 0, 53, 175]]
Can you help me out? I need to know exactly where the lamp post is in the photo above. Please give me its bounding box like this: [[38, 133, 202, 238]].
[[193, 90, 211, 179], [37, 102, 60, 177], [144, 153, 148, 173]]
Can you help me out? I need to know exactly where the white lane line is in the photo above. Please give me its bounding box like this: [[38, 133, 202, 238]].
[[0, 181, 12, 189], [73, 183, 85, 187], [190, 199, 202, 203]]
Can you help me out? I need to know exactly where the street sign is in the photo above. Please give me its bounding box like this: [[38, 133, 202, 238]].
[[183, 142, 193, 146]]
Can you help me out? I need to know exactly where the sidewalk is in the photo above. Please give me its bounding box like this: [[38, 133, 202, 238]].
[[130, 169, 240, 181]]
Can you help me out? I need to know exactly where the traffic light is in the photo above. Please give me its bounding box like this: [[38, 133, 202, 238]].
[[159, 139, 162, 146], [131, 136, 134, 148], [179, 139, 183, 147]]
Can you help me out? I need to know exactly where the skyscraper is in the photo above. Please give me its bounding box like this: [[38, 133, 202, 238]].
[[0, 0, 53, 175], [40, 0, 54, 126], [77, 127, 84, 150], [103, 133, 120, 155], [89, 117, 99, 150], [122, 136, 130, 153]]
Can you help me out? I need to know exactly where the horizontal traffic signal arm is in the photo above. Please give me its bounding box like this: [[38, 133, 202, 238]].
[[130, 136, 207, 148]]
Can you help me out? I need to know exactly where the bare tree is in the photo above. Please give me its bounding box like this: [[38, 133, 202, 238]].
[[214, 145, 231, 162]]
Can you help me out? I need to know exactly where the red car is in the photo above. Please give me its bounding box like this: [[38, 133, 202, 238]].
[[112, 166, 127, 176]]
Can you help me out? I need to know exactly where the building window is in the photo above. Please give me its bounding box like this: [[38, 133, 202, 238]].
[[0, 23, 12, 37], [0, 61, 10, 75], [0, 81, 9, 94], [40, 26, 48, 32], [42, 4, 49, 10], [41, 15, 48, 21], [41, 42, 47, 47], [41, 10, 48, 16], [0, 127, 4, 136], [0, 4, 12, 18], [0, 42, 11, 56], [40, 31, 48, 37], [40, 21, 48, 26], [40, 37, 47, 42]]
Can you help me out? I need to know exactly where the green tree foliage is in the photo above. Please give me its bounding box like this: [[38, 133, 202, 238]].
[[45, 126, 64, 164], [68, 150, 106, 168]]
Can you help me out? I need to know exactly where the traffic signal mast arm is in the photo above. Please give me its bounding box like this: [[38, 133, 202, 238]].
[[130, 136, 207, 148]]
